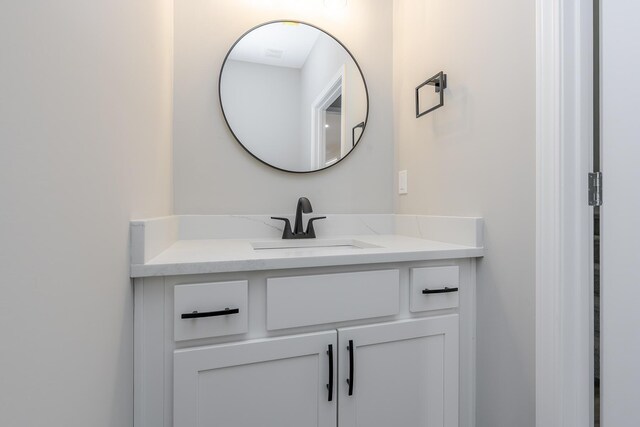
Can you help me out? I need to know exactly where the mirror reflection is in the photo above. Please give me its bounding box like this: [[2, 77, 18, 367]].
[[219, 21, 369, 173]]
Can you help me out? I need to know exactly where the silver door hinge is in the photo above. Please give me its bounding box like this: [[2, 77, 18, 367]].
[[588, 172, 602, 206]]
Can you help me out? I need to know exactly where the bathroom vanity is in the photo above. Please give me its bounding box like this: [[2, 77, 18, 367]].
[[131, 214, 483, 427], [130, 22, 484, 427]]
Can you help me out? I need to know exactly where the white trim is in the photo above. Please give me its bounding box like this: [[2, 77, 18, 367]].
[[310, 66, 346, 169], [536, 0, 593, 426], [339, 65, 349, 158]]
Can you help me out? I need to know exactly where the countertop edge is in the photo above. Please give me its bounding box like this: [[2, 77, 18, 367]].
[[130, 247, 484, 278]]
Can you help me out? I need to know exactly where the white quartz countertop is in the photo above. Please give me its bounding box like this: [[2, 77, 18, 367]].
[[130, 234, 484, 278]]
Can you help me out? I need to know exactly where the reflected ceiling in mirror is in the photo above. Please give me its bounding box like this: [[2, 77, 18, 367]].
[[219, 21, 369, 173]]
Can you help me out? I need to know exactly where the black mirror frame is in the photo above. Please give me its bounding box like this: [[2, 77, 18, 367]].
[[218, 20, 370, 174]]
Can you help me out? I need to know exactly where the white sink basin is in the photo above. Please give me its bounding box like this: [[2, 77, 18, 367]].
[[251, 238, 381, 251]]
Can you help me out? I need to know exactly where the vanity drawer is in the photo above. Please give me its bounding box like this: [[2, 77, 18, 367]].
[[410, 266, 459, 312], [267, 269, 400, 330], [174, 281, 248, 341]]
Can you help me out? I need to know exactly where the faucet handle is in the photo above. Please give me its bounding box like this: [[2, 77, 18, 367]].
[[305, 216, 327, 238], [271, 217, 294, 239]]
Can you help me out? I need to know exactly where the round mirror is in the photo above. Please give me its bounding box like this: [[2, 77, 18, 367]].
[[219, 21, 369, 173]]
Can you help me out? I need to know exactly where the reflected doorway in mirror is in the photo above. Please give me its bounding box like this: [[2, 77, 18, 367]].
[[311, 65, 346, 169]]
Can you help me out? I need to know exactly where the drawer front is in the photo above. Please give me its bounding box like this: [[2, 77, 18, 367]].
[[267, 269, 400, 330], [410, 266, 459, 312], [174, 281, 248, 341]]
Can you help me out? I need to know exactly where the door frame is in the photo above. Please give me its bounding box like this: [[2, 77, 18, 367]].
[[310, 66, 346, 169], [536, 0, 594, 426]]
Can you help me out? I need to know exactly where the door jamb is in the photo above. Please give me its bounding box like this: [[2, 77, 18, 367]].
[[536, 0, 594, 426], [310, 66, 346, 169]]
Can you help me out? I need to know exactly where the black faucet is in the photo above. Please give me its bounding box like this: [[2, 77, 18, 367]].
[[271, 197, 326, 239]]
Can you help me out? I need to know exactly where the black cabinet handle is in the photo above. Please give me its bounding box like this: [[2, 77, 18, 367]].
[[346, 340, 355, 396], [181, 308, 239, 319], [326, 344, 334, 402], [422, 287, 459, 295]]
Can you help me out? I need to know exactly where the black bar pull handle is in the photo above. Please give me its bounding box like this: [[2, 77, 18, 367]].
[[346, 340, 355, 396], [326, 344, 334, 402], [181, 307, 240, 319], [422, 287, 459, 295]]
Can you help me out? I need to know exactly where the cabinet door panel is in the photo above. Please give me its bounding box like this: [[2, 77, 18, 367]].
[[175, 331, 337, 427], [338, 316, 458, 427]]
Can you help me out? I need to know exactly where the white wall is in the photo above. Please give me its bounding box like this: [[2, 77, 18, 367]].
[[393, 1, 536, 426], [0, 2, 173, 426], [221, 59, 303, 170], [173, 0, 394, 214]]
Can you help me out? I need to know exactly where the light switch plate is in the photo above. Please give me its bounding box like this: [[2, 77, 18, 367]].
[[399, 170, 408, 194]]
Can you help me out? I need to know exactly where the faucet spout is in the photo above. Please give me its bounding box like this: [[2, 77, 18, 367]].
[[271, 197, 324, 239], [294, 197, 313, 234]]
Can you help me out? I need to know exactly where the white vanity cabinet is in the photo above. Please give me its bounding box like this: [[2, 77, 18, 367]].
[[173, 316, 458, 427], [134, 261, 477, 427], [174, 331, 337, 427], [338, 316, 459, 427]]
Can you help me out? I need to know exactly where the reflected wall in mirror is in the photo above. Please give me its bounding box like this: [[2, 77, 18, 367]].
[[219, 21, 369, 173]]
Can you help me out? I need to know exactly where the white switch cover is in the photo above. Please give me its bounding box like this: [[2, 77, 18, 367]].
[[398, 170, 408, 194]]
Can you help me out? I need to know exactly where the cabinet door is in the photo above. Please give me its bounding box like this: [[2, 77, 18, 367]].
[[338, 316, 459, 427], [174, 331, 337, 427]]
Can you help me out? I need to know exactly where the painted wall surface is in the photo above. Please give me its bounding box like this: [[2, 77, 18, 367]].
[[221, 59, 303, 170], [393, 1, 536, 426], [173, 0, 394, 214], [0, 2, 173, 426]]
